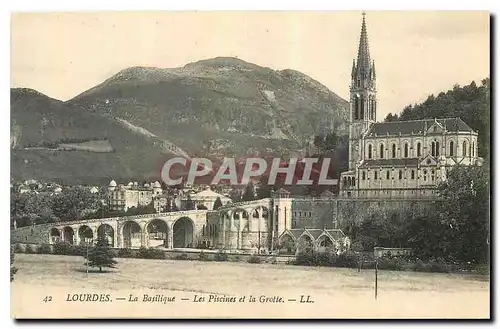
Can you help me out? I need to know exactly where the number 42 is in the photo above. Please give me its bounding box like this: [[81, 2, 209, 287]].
[[43, 296, 52, 303]]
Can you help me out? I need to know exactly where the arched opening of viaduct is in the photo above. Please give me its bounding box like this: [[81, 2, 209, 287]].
[[172, 217, 195, 248]]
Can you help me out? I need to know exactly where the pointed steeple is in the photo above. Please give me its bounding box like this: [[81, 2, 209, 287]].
[[355, 12, 371, 79], [351, 59, 356, 78]]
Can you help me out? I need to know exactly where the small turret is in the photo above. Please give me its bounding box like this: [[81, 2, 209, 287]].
[[108, 180, 117, 191]]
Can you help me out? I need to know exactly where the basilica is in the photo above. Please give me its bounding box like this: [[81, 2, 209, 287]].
[[339, 14, 483, 199]]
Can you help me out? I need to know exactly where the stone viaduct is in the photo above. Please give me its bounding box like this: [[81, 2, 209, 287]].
[[12, 210, 209, 249]]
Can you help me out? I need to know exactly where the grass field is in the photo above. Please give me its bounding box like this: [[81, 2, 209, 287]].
[[11, 253, 490, 319]]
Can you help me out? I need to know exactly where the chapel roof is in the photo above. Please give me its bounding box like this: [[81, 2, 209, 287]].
[[358, 158, 420, 168], [365, 117, 474, 137]]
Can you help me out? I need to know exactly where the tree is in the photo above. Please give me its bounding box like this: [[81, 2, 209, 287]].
[[242, 182, 256, 201], [184, 195, 195, 210], [10, 245, 18, 282], [213, 197, 223, 210], [52, 186, 100, 221], [84, 232, 117, 273], [435, 165, 490, 264], [11, 192, 54, 227], [125, 202, 156, 216]]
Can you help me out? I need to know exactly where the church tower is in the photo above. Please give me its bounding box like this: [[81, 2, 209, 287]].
[[348, 12, 377, 170]]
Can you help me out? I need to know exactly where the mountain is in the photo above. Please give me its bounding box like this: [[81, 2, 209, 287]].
[[11, 57, 350, 184], [10, 88, 183, 184], [69, 57, 349, 156]]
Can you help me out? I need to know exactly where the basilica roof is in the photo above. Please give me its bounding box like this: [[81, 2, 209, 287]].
[[358, 158, 420, 168], [365, 117, 475, 137]]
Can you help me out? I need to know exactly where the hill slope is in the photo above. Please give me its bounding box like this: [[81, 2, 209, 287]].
[[10, 88, 183, 184], [11, 57, 350, 184], [69, 57, 349, 156]]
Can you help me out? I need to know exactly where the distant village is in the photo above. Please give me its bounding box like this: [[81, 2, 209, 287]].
[[11, 177, 252, 218]]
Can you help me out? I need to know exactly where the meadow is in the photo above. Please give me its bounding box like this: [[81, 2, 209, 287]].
[[11, 253, 490, 319]]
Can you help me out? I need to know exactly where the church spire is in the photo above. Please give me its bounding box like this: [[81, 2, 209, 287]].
[[349, 12, 377, 124], [355, 12, 371, 79]]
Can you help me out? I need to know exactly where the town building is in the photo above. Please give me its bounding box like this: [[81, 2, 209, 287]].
[[107, 180, 163, 212], [339, 13, 483, 199], [181, 187, 232, 210]]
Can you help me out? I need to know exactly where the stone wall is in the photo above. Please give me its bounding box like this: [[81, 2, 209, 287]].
[[291, 197, 436, 229]]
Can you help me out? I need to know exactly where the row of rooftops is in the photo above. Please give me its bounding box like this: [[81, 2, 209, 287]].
[[281, 228, 348, 241], [364, 118, 476, 138]]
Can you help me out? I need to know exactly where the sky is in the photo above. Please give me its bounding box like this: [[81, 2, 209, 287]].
[[10, 11, 490, 121]]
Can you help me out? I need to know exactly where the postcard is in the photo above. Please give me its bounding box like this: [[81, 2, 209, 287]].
[[10, 10, 490, 319]]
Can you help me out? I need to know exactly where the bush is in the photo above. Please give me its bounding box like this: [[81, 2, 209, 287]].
[[198, 251, 211, 261], [24, 244, 35, 254], [10, 247, 18, 282], [53, 242, 73, 255], [117, 248, 135, 258], [71, 245, 87, 256], [36, 244, 52, 254], [14, 243, 23, 253], [294, 252, 316, 266], [214, 250, 228, 262], [268, 257, 278, 265], [333, 252, 359, 268], [138, 247, 165, 260], [247, 255, 262, 264], [473, 263, 490, 275], [377, 257, 406, 271], [174, 253, 189, 261]]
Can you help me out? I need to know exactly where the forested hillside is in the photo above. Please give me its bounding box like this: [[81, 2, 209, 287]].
[[384, 78, 490, 161]]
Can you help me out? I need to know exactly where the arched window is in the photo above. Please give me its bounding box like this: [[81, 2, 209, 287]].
[[436, 142, 440, 156], [352, 178, 356, 186], [374, 171, 378, 180], [463, 141, 467, 157], [379, 144, 384, 159], [423, 170, 427, 181], [359, 96, 365, 120], [368, 144, 372, 159], [449, 141, 454, 156], [362, 171, 366, 180], [354, 97, 359, 120], [398, 170, 403, 180], [348, 177, 352, 186], [472, 142, 475, 157], [411, 170, 415, 180], [431, 142, 435, 156], [392, 144, 396, 158], [343, 177, 347, 187], [417, 142, 422, 157], [404, 143, 409, 158], [386, 170, 390, 180]]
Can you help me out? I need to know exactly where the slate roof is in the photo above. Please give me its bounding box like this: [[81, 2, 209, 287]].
[[365, 117, 475, 137], [305, 229, 323, 239], [282, 228, 348, 241], [320, 190, 336, 198], [358, 158, 420, 168], [325, 229, 348, 240], [287, 229, 303, 240]]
